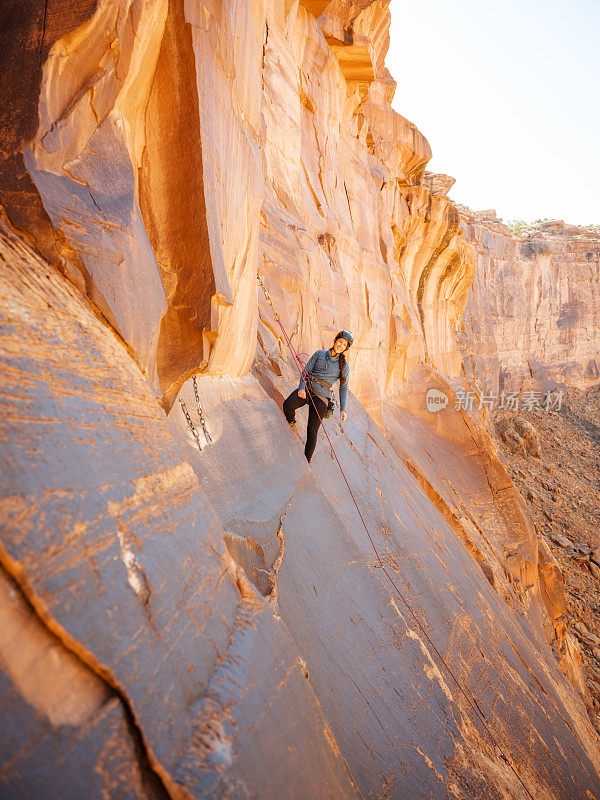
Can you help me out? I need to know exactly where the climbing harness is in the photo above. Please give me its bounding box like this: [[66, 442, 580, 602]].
[[257, 270, 537, 800], [179, 376, 212, 450], [305, 372, 336, 418]]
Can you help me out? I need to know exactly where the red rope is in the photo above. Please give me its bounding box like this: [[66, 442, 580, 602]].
[[260, 276, 537, 800]]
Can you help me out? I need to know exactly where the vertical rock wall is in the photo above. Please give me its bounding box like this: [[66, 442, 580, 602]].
[[2, 0, 600, 798], [459, 208, 600, 395], [0, 223, 362, 800]]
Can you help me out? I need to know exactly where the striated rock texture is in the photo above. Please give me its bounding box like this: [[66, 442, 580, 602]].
[[1, 1, 600, 798], [459, 207, 600, 397], [0, 224, 361, 800]]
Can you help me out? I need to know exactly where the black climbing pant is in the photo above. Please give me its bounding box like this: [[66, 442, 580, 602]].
[[283, 389, 328, 463]]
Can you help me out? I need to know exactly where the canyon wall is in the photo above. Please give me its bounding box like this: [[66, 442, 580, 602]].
[[1, 1, 600, 798], [459, 206, 600, 398]]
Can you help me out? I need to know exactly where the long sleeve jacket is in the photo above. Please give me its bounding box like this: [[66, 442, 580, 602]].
[[298, 349, 350, 411]]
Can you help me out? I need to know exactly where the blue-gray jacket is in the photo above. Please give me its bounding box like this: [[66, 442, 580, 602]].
[[298, 349, 350, 411]]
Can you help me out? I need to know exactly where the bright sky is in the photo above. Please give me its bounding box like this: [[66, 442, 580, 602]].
[[387, 0, 600, 225]]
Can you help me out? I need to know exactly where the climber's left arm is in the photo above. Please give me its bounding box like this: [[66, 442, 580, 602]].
[[339, 363, 350, 421]]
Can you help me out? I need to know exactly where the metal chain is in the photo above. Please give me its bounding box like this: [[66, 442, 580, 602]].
[[193, 376, 212, 444], [257, 273, 281, 322], [179, 397, 204, 450], [179, 377, 213, 450], [258, 272, 308, 385]]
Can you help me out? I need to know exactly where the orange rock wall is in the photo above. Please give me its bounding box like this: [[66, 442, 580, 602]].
[[258, 1, 476, 428], [460, 209, 600, 395], [19, 0, 476, 419], [2, 0, 600, 797]]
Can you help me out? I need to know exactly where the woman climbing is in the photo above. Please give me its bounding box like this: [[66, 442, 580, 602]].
[[283, 330, 353, 464]]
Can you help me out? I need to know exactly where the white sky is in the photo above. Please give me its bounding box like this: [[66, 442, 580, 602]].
[[387, 0, 600, 225]]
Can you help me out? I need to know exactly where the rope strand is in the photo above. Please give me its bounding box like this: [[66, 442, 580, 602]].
[[257, 272, 537, 800]]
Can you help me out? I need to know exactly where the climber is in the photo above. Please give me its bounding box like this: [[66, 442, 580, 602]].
[[283, 330, 353, 463]]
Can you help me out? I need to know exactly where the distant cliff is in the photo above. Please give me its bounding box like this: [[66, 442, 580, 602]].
[[459, 207, 600, 397]]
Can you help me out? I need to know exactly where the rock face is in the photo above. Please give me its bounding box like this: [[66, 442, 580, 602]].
[[1, 1, 600, 798], [0, 224, 361, 800], [460, 207, 600, 397], [492, 389, 600, 734]]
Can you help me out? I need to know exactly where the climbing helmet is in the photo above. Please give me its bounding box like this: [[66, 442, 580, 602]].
[[335, 330, 354, 348]]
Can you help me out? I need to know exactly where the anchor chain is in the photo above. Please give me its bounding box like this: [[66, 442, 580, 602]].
[[258, 272, 308, 382], [257, 273, 281, 323], [179, 376, 212, 450], [193, 376, 212, 444], [179, 397, 204, 450]]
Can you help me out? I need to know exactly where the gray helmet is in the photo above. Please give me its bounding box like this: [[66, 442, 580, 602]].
[[335, 330, 354, 348]]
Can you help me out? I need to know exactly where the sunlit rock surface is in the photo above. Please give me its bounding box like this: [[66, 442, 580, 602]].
[[460, 207, 600, 396], [1, 0, 600, 797], [0, 225, 361, 800]]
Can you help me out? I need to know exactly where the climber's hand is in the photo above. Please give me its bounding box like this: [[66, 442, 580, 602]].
[[298, 389, 306, 399], [340, 411, 347, 422]]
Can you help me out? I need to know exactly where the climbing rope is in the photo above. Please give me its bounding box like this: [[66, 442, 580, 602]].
[[179, 376, 212, 450], [257, 271, 537, 800]]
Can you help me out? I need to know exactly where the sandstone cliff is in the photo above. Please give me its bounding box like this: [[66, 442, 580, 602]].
[[1, 1, 599, 798], [459, 207, 600, 397]]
